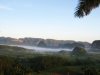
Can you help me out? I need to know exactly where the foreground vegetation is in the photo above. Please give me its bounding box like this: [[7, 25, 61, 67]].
[[0, 45, 100, 75]]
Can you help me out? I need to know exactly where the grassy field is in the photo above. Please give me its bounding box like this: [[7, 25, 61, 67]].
[[0, 45, 100, 75]]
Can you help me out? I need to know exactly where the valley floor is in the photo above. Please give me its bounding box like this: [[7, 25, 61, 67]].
[[0, 45, 100, 75]]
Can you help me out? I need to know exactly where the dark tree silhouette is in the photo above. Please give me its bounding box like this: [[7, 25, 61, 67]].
[[71, 47, 87, 56], [75, 0, 100, 17]]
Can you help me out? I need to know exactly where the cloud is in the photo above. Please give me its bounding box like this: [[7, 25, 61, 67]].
[[0, 5, 13, 11]]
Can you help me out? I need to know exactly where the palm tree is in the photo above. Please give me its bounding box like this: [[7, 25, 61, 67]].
[[75, 0, 100, 18]]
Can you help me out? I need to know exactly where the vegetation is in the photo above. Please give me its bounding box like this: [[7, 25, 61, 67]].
[[75, 0, 100, 17], [71, 47, 87, 56], [0, 45, 100, 75]]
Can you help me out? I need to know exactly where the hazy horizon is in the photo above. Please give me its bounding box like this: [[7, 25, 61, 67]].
[[0, 36, 96, 43], [0, 0, 100, 43]]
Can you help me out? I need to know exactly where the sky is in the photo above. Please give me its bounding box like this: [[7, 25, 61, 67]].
[[0, 0, 100, 43]]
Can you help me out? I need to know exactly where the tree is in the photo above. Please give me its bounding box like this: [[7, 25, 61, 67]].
[[71, 47, 87, 56], [75, 0, 100, 18]]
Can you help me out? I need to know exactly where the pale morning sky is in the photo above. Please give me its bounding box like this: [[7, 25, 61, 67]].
[[0, 0, 100, 43]]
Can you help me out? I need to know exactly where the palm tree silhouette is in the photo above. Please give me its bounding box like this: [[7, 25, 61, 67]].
[[75, 0, 100, 18]]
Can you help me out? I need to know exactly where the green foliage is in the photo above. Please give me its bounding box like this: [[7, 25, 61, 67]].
[[71, 47, 87, 56], [0, 45, 100, 75]]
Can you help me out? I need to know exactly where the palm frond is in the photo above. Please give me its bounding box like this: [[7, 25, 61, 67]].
[[75, 0, 100, 18]]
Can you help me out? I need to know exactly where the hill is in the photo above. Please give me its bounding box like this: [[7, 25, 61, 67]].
[[0, 37, 90, 49], [90, 40, 100, 52], [0, 45, 35, 57]]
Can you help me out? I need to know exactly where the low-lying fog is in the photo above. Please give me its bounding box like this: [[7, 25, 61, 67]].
[[9, 45, 73, 52]]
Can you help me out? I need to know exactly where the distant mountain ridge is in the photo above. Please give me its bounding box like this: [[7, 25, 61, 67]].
[[91, 40, 100, 49], [0, 37, 91, 49], [90, 40, 100, 52]]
